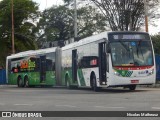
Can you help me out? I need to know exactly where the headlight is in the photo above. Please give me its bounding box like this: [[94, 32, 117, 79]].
[[148, 69, 154, 75], [114, 71, 121, 76]]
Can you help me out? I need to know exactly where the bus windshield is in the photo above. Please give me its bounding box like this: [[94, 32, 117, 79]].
[[110, 41, 153, 67]]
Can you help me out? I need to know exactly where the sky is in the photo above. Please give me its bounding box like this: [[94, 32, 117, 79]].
[[149, 20, 160, 35], [33, 0, 64, 10], [0, 0, 159, 34], [33, 0, 160, 35]]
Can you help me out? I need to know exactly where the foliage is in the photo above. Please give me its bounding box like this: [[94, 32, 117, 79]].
[[0, 0, 39, 66], [64, 0, 159, 31], [36, 5, 107, 48], [151, 34, 160, 54], [90, 0, 143, 31]]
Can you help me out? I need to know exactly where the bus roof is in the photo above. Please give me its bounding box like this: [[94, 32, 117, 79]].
[[7, 47, 57, 59], [62, 31, 149, 50], [62, 31, 108, 50]]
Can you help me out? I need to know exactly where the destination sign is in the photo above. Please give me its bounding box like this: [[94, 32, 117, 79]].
[[111, 34, 150, 40]]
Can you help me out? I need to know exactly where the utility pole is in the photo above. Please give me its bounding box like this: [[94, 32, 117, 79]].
[[74, 0, 77, 41], [144, 0, 148, 32], [11, 0, 15, 54], [129, 5, 134, 31]]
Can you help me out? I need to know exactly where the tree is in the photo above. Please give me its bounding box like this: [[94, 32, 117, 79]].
[[90, 0, 142, 31], [147, 0, 160, 29], [64, 0, 159, 31], [36, 5, 106, 48], [36, 5, 73, 48], [0, 0, 39, 66], [151, 34, 160, 54]]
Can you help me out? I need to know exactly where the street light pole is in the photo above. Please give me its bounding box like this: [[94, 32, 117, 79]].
[[129, 5, 133, 31], [144, 0, 148, 32], [11, 0, 15, 54], [129, 12, 132, 31], [74, 0, 77, 41]]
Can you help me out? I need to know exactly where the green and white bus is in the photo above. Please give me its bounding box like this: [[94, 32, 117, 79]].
[[61, 31, 155, 91], [6, 47, 62, 87], [6, 31, 156, 91]]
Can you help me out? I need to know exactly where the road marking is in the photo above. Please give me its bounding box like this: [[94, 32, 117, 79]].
[[94, 106, 125, 109], [14, 104, 33, 106], [55, 105, 76, 108], [152, 107, 160, 110]]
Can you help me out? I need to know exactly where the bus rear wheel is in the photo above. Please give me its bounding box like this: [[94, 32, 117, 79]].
[[65, 75, 71, 89], [17, 77, 24, 87], [24, 77, 29, 88], [129, 85, 136, 91]]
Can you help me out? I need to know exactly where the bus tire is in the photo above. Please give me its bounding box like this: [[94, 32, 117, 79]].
[[92, 74, 100, 92], [65, 75, 71, 89], [129, 85, 136, 91], [17, 76, 24, 87], [24, 77, 29, 88]]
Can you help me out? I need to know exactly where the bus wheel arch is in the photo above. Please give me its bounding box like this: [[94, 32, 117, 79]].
[[17, 75, 24, 87]]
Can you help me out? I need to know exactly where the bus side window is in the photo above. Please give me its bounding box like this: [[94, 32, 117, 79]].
[[17, 64, 20, 72], [111, 48, 116, 62], [8, 60, 11, 73], [78, 57, 88, 68], [79, 56, 98, 68], [11, 67, 14, 73], [52, 62, 55, 71]]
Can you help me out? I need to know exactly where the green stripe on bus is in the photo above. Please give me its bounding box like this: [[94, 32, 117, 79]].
[[78, 69, 86, 86]]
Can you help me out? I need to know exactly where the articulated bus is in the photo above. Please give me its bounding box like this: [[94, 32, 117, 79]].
[[6, 31, 156, 91], [6, 47, 61, 87]]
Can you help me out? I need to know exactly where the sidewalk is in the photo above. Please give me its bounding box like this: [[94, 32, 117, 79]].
[[0, 84, 16, 88]]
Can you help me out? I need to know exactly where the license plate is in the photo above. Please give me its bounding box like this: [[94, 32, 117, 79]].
[[131, 80, 139, 83]]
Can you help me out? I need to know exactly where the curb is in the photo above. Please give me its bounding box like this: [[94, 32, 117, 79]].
[[139, 83, 160, 88]]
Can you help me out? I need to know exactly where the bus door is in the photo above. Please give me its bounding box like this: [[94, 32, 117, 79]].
[[72, 49, 77, 83], [40, 56, 46, 83], [99, 42, 107, 85]]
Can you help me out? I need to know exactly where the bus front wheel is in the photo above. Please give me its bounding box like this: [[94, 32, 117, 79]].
[[129, 85, 136, 91], [92, 74, 100, 92]]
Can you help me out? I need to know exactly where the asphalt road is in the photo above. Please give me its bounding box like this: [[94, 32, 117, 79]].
[[0, 85, 160, 120]]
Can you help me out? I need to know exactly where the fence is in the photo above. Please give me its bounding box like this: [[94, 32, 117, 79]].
[[155, 55, 160, 81], [0, 69, 6, 84]]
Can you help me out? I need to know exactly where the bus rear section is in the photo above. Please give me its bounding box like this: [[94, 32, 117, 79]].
[[6, 47, 62, 87]]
